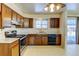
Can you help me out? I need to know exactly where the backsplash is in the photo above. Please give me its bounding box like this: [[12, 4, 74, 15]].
[[0, 29, 5, 39], [3, 28, 61, 35]]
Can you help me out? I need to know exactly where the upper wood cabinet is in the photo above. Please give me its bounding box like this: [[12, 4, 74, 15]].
[[0, 13, 2, 28], [20, 16, 24, 28], [50, 18, 60, 28], [2, 4, 12, 19], [0, 4, 24, 28], [0, 4, 2, 28], [2, 4, 12, 28], [0, 3, 1, 13], [12, 11, 17, 21], [29, 18, 33, 28]]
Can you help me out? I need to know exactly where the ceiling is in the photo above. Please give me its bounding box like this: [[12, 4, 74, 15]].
[[14, 3, 65, 14]]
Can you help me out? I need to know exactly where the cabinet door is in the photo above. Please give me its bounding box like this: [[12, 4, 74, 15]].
[[29, 18, 33, 28], [0, 4, 1, 28], [42, 36, 48, 45], [35, 36, 41, 45], [12, 11, 17, 21], [0, 3, 1, 13], [0, 13, 2, 28], [56, 34, 61, 45], [50, 18, 55, 28], [20, 16, 24, 28], [12, 44, 19, 56], [28, 36, 35, 45], [2, 4, 12, 28], [50, 18, 60, 28], [26, 36, 29, 45], [54, 18, 60, 28]]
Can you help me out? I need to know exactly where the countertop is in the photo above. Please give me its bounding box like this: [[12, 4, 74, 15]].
[[0, 38, 19, 43]]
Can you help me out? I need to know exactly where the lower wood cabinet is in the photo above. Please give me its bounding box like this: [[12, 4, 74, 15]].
[[28, 35, 35, 45], [35, 36, 41, 45], [26, 34, 61, 45], [11, 40, 19, 56], [56, 34, 61, 45], [11, 44, 19, 56], [27, 34, 48, 45], [42, 36, 48, 45], [0, 40, 19, 56]]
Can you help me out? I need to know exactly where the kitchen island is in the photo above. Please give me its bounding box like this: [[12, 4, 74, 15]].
[[0, 38, 20, 56]]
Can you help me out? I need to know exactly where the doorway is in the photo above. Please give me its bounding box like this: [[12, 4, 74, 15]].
[[67, 17, 77, 44]]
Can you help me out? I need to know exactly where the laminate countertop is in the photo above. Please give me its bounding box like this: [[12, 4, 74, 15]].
[[0, 38, 19, 43]]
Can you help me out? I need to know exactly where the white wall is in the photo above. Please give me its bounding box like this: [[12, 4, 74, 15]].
[[60, 8, 67, 48]]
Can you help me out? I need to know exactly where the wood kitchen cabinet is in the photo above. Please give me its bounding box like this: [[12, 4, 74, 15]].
[[56, 34, 61, 45], [20, 16, 24, 28], [11, 40, 19, 56], [0, 3, 1, 12], [27, 34, 48, 45], [2, 4, 12, 28], [50, 18, 60, 28], [0, 40, 19, 56], [0, 3, 25, 28], [26, 35, 29, 45], [0, 4, 2, 28], [42, 36, 48, 45], [27, 34, 61, 45], [29, 18, 33, 28], [28, 35, 35, 45], [35, 35, 41, 45], [12, 11, 17, 21]]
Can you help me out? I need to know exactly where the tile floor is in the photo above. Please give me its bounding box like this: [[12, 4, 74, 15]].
[[22, 44, 79, 56]]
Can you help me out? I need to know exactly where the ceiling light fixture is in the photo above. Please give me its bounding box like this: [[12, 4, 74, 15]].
[[44, 3, 65, 12]]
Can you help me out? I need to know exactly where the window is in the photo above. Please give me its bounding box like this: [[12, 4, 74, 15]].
[[35, 19, 48, 28]]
